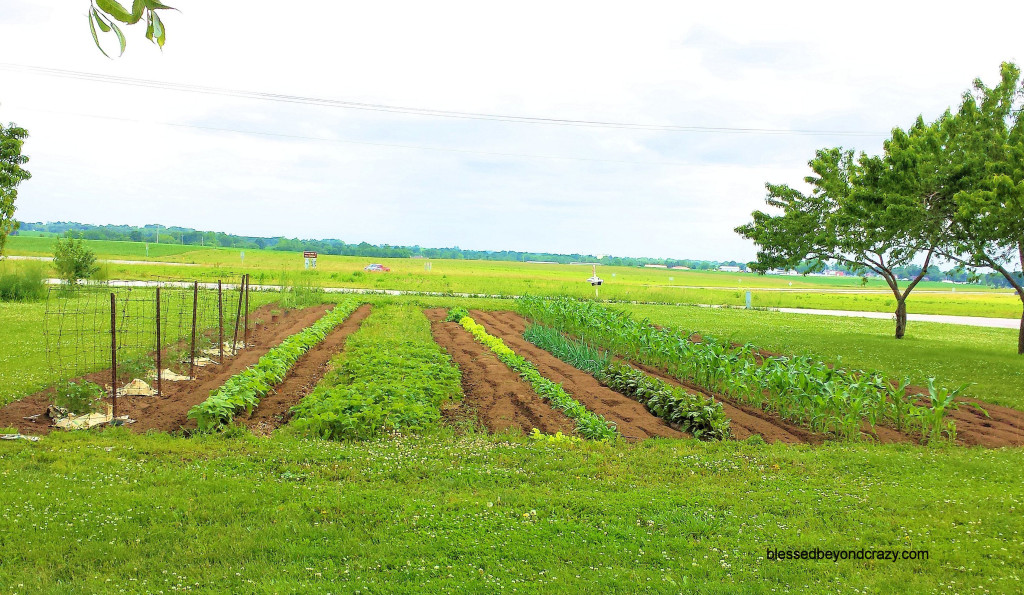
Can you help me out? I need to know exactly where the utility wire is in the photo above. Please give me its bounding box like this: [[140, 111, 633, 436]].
[[10, 104, 795, 168], [0, 62, 885, 137]]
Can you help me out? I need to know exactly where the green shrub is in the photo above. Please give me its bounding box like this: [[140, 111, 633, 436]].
[[53, 233, 98, 284], [445, 306, 469, 322], [0, 263, 46, 302]]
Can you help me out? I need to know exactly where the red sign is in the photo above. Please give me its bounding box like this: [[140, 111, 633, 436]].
[[303, 251, 318, 259]]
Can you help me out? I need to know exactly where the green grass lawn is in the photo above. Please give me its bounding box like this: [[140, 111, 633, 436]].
[[625, 304, 1024, 411], [0, 430, 1019, 594]]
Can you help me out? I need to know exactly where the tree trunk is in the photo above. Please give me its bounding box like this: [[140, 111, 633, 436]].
[[1018, 310, 1023, 355], [895, 299, 907, 339]]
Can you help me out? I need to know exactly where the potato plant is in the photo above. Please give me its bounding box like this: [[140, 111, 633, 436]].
[[188, 299, 362, 432]]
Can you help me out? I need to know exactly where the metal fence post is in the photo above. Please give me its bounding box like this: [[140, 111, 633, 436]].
[[243, 274, 250, 346], [156, 287, 162, 397], [110, 292, 118, 420], [232, 276, 244, 356], [218, 280, 224, 364], [189, 281, 198, 380]]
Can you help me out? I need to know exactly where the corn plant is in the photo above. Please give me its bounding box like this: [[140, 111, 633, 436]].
[[523, 323, 730, 441], [517, 296, 965, 442]]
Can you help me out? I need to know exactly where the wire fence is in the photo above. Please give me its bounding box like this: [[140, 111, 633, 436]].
[[43, 276, 252, 400]]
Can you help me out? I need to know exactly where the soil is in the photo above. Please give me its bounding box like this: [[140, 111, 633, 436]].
[[241, 304, 373, 435], [466, 310, 684, 440], [684, 330, 1024, 446], [0, 303, 343, 436], [424, 309, 577, 436]]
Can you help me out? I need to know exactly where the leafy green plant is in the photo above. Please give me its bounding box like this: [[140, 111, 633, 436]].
[[523, 323, 729, 440], [290, 304, 462, 440], [445, 307, 469, 322], [188, 299, 363, 432], [52, 381, 105, 416]]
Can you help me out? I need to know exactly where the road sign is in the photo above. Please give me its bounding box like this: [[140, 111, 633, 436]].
[[304, 251, 318, 269], [303, 251, 318, 259]]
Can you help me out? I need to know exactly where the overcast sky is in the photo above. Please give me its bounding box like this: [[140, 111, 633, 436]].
[[1, 2, 1021, 261]]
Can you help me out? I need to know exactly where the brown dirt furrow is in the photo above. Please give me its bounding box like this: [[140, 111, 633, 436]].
[[242, 304, 373, 435], [0, 303, 333, 436], [469, 310, 683, 440], [424, 308, 576, 436]]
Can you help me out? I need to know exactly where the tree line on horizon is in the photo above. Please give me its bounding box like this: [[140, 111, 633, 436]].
[[12, 220, 744, 270]]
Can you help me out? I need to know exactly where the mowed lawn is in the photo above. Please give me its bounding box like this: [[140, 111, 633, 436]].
[[0, 430, 1020, 594]]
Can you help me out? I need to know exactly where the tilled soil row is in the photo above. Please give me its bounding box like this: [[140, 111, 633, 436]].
[[468, 310, 683, 440], [424, 309, 577, 435], [0, 303, 333, 435], [421, 309, 577, 434], [242, 304, 373, 435]]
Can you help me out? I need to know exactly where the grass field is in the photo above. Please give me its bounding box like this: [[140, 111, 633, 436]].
[[0, 430, 1020, 593], [3, 246, 1024, 593], [5, 236, 1021, 318]]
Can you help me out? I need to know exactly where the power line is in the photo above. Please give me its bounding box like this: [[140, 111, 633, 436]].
[[0, 62, 885, 137], [10, 104, 795, 168]]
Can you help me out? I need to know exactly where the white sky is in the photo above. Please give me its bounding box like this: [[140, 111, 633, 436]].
[[1, 1, 1021, 261]]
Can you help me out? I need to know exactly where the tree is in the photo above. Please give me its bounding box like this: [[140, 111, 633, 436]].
[[937, 62, 1024, 353], [53, 234, 99, 285], [735, 145, 946, 339], [0, 123, 31, 258], [88, 0, 177, 57]]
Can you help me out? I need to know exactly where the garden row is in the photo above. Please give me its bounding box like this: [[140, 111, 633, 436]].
[[287, 304, 463, 439], [518, 296, 971, 442], [188, 299, 363, 431]]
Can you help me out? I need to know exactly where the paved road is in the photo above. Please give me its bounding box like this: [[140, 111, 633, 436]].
[[772, 307, 1020, 330]]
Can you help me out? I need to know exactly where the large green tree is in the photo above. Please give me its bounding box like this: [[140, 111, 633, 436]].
[[735, 145, 945, 339], [88, 0, 176, 56], [937, 62, 1024, 353], [0, 123, 31, 258]]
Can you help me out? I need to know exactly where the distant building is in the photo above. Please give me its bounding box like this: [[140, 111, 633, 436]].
[[644, 264, 668, 269], [718, 265, 741, 273]]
